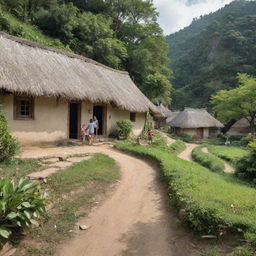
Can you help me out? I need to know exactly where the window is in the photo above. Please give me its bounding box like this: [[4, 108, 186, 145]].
[[14, 96, 34, 120], [130, 112, 136, 122]]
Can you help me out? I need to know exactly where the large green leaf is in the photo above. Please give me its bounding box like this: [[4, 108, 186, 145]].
[[0, 227, 11, 239]]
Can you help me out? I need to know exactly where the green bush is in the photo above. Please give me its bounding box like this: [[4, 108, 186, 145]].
[[116, 120, 132, 139], [115, 141, 256, 235], [192, 146, 225, 172], [0, 12, 10, 31], [177, 133, 193, 143], [168, 139, 186, 155], [0, 111, 18, 162], [0, 178, 46, 242], [236, 142, 256, 185], [240, 135, 253, 147]]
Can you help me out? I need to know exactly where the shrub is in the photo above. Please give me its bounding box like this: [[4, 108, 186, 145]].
[[168, 139, 186, 155], [0, 178, 46, 242], [236, 142, 256, 185], [0, 111, 18, 162], [0, 12, 10, 31], [116, 120, 132, 139], [240, 135, 253, 147], [177, 133, 193, 143], [192, 146, 225, 172]]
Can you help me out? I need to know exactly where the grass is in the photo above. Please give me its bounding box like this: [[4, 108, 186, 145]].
[[192, 146, 225, 173], [14, 153, 119, 256], [150, 130, 186, 155], [207, 145, 249, 164], [0, 10, 70, 51], [115, 141, 256, 236], [0, 158, 41, 180]]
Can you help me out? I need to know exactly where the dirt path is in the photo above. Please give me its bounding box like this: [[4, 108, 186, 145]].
[[159, 132, 197, 161], [202, 147, 235, 173], [20, 145, 199, 256]]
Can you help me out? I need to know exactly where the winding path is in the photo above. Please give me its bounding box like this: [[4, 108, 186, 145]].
[[20, 145, 199, 256]]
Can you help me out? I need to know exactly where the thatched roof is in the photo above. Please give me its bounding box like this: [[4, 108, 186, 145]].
[[156, 104, 180, 121], [0, 32, 159, 114], [168, 108, 224, 128], [227, 118, 250, 135]]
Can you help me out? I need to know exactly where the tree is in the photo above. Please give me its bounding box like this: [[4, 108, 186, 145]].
[[211, 73, 256, 138]]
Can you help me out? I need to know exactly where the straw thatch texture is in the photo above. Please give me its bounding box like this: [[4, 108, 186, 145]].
[[0, 32, 159, 114], [168, 108, 224, 128], [227, 118, 250, 135], [155, 104, 179, 123]]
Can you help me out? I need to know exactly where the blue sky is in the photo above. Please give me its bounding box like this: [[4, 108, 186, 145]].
[[153, 0, 234, 35]]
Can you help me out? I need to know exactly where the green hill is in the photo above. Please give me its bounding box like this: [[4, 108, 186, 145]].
[[166, 0, 256, 109]]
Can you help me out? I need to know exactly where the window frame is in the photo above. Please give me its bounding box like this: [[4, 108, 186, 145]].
[[14, 95, 34, 120], [130, 112, 136, 122]]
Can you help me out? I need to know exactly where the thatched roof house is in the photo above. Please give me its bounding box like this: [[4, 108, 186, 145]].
[[154, 104, 179, 128], [0, 32, 159, 144], [227, 118, 250, 136], [168, 108, 224, 139]]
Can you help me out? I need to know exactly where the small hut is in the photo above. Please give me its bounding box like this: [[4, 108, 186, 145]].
[[154, 104, 179, 128], [226, 118, 250, 136], [168, 108, 224, 139]]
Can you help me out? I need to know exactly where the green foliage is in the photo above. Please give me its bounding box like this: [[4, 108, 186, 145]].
[[236, 142, 256, 185], [166, 0, 256, 109], [0, 111, 18, 162], [0, 178, 46, 241], [116, 120, 132, 139], [207, 144, 250, 164], [211, 74, 256, 137], [115, 141, 256, 235], [168, 139, 186, 155], [192, 146, 225, 172]]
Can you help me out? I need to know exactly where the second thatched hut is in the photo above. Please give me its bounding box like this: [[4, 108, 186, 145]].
[[168, 108, 224, 139]]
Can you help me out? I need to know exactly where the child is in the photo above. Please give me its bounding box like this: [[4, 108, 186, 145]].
[[86, 119, 95, 145], [147, 128, 153, 144], [81, 124, 88, 143]]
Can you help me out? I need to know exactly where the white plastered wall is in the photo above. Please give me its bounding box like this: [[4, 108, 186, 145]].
[[106, 105, 146, 137], [0, 95, 68, 145]]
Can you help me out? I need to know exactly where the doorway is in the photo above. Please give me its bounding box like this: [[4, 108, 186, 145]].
[[196, 128, 204, 139], [93, 105, 105, 135], [69, 103, 81, 139]]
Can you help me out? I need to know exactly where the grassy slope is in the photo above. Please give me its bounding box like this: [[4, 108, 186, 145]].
[[192, 146, 225, 173], [116, 141, 256, 235], [1, 10, 70, 51], [207, 145, 249, 164]]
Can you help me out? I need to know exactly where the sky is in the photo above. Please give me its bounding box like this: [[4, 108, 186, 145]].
[[153, 0, 235, 35]]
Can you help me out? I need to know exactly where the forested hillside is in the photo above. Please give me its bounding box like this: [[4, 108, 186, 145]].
[[166, 0, 256, 109], [0, 0, 172, 104]]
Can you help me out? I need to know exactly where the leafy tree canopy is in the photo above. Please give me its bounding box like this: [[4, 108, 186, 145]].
[[211, 73, 256, 137]]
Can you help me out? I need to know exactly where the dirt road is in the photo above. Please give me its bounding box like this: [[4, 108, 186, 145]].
[[20, 145, 198, 256], [159, 132, 197, 161]]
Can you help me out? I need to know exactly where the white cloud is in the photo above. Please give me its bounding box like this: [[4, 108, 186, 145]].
[[153, 0, 234, 35]]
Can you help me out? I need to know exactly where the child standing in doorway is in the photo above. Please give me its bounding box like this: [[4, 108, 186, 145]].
[[86, 119, 95, 145], [81, 124, 88, 143]]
